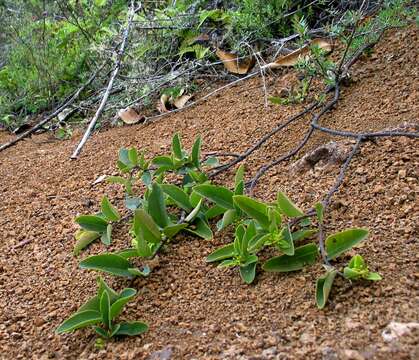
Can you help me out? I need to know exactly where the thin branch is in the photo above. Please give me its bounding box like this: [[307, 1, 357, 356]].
[[247, 127, 315, 192], [322, 137, 363, 208], [0, 62, 106, 152], [203, 151, 241, 158], [209, 102, 318, 178], [246, 86, 340, 191], [312, 124, 419, 139], [70, 1, 137, 159]]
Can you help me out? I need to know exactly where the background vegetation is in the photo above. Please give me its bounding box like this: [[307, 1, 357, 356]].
[[0, 0, 378, 130]]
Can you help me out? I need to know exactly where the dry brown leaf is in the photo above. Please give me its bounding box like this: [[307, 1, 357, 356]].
[[216, 48, 256, 74], [193, 33, 210, 42], [117, 107, 145, 124], [265, 38, 332, 69], [311, 38, 333, 52], [173, 94, 192, 109], [158, 93, 192, 112], [158, 94, 170, 113]]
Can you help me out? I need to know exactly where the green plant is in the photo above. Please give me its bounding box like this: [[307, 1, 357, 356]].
[[343, 254, 382, 281], [269, 78, 311, 106], [315, 228, 382, 309], [78, 180, 215, 277], [199, 183, 381, 308], [207, 221, 260, 284], [61, 132, 385, 348], [55, 125, 73, 140], [73, 196, 121, 255], [56, 276, 148, 339], [194, 164, 245, 231], [0, 0, 125, 126], [203, 190, 319, 284]]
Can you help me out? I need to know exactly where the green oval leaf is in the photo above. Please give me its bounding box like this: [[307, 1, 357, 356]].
[[172, 133, 183, 159], [118, 148, 130, 166], [79, 254, 134, 277], [101, 196, 120, 222], [277, 191, 304, 217], [75, 215, 108, 233], [194, 184, 234, 209], [263, 243, 319, 272], [160, 184, 192, 211], [239, 262, 257, 284], [326, 228, 369, 260], [206, 243, 235, 262], [233, 195, 269, 230], [277, 225, 295, 256], [100, 290, 111, 329], [115, 321, 148, 336], [134, 209, 161, 244], [128, 148, 138, 166], [100, 223, 112, 246], [191, 135, 202, 168], [56, 310, 102, 334], [314, 202, 324, 223], [205, 205, 226, 220], [73, 230, 100, 256], [148, 183, 170, 228], [203, 156, 219, 167], [110, 288, 136, 319], [152, 156, 174, 168], [316, 269, 337, 309], [365, 272, 382, 281], [234, 165, 245, 188]]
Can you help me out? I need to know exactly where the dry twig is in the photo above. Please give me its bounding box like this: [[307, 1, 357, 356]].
[[70, 0, 137, 159], [0, 62, 106, 153]]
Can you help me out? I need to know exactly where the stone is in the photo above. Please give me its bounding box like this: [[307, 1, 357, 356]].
[[382, 321, 419, 342]]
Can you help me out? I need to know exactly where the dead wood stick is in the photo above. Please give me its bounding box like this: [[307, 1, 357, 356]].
[[70, 0, 136, 159], [0, 62, 105, 153]]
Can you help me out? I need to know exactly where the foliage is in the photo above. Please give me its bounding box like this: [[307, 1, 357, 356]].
[[76, 134, 218, 278], [58, 132, 385, 344], [56, 276, 148, 339], [73, 196, 121, 255], [269, 0, 416, 106], [1, 0, 414, 129], [343, 255, 382, 281], [0, 0, 125, 128]]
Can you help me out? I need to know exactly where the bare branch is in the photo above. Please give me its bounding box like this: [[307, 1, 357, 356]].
[[70, 1, 137, 159], [0, 61, 106, 153]]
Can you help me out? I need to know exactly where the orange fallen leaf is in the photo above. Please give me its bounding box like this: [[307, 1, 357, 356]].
[[193, 33, 210, 42], [117, 107, 145, 124], [173, 94, 192, 109], [264, 38, 332, 69], [216, 48, 256, 74], [158, 93, 192, 113]]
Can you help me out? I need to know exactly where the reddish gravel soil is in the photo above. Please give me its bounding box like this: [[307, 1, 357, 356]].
[[0, 27, 418, 359]]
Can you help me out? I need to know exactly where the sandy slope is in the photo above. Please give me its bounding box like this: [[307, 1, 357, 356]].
[[0, 26, 418, 359]]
